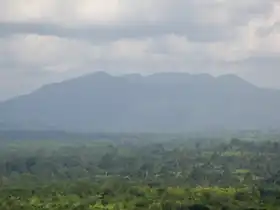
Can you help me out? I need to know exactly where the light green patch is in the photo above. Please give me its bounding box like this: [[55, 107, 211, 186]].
[[234, 169, 250, 174], [222, 151, 242, 157]]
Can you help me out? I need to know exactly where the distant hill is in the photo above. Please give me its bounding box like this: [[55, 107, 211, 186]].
[[0, 71, 280, 133]]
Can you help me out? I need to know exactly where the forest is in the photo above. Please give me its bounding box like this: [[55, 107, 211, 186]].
[[0, 132, 280, 209]]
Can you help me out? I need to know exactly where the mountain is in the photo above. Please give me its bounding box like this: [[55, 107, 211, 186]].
[[0, 71, 280, 133]]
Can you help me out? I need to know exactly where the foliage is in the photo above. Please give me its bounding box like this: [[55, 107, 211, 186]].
[[0, 134, 279, 209]]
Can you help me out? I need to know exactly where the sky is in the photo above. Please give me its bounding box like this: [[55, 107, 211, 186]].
[[0, 0, 280, 101]]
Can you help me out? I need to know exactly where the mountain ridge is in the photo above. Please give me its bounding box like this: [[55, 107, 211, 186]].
[[0, 71, 279, 133]]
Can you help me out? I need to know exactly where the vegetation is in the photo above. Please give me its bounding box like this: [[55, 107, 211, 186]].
[[0, 133, 280, 209]]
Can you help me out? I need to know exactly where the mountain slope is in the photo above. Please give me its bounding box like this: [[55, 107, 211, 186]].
[[0, 72, 280, 132]]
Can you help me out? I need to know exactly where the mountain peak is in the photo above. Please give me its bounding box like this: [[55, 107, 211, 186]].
[[92, 71, 111, 77], [144, 72, 215, 84], [83, 71, 113, 80], [217, 74, 243, 80]]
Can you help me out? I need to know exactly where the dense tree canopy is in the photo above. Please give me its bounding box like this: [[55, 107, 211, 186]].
[[0, 133, 280, 209]]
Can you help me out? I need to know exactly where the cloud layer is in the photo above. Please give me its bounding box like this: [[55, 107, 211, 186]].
[[0, 0, 280, 100]]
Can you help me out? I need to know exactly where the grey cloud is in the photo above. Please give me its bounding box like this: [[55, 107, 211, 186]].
[[0, 0, 280, 101], [218, 55, 280, 89], [0, 21, 233, 43], [237, 54, 280, 67], [257, 22, 280, 37], [0, 65, 88, 101], [0, 0, 276, 43], [228, 1, 274, 25]]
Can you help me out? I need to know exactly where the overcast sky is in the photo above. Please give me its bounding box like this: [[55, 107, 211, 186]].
[[0, 0, 280, 100]]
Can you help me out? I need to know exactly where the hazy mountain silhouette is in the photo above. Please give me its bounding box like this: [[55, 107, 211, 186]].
[[0, 71, 280, 132]]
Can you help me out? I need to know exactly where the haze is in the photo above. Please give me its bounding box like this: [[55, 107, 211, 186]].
[[0, 0, 280, 101], [2, 2, 280, 209]]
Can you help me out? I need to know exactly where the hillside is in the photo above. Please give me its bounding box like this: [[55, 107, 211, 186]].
[[0, 72, 280, 132]]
